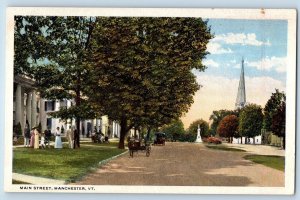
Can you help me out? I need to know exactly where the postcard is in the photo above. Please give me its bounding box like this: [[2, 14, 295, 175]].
[[4, 7, 296, 194]]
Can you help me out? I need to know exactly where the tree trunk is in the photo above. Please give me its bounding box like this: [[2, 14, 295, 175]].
[[73, 118, 80, 148], [253, 137, 255, 144], [73, 78, 81, 149], [240, 137, 243, 144], [118, 117, 128, 149], [146, 127, 151, 141]]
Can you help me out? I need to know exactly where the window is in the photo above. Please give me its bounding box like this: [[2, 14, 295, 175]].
[[44, 101, 55, 111]]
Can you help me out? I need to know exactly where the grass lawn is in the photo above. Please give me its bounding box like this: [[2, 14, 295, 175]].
[[13, 145, 126, 182], [244, 155, 285, 171], [205, 144, 246, 152]]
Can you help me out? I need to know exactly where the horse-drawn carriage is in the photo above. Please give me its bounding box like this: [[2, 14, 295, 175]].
[[128, 139, 151, 158], [153, 132, 166, 145]]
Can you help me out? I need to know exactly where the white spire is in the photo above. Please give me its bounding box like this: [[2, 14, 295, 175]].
[[235, 58, 246, 109]]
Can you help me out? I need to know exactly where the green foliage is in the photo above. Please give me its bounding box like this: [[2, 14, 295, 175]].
[[217, 115, 239, 139], [209, 109, 239, 136], [86, 17, 212, 148], [239, 104, 263, 139], [271, 102, 285, 138], [271, 102, 286, 149], [14, 122, 23, 136], [188, 119, 209, 139], [160, 119, 185, 141], [263, 89, 286, 131]]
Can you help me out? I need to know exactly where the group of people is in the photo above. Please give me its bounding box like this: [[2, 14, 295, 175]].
[[23, 122, 75, 149], [23, 122, 51, 149]]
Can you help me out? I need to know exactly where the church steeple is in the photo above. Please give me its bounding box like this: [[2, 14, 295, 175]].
[[235, 59, 246, 109]]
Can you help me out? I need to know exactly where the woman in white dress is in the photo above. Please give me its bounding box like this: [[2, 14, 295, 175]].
[[54, 127, 63, 149]]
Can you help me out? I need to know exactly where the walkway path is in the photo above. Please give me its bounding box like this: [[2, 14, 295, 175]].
[[224, 143, 285, 156], [74, 142, 284, 186], [13, 173, 65, 185]]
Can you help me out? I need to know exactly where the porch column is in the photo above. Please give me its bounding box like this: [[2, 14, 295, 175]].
[[39, 98, 47, 131], [26, 92, 32, 128], [91, 119, 95, 133], [83, 120, 88, 136], [31, 90, 37, 128], [96, 119, 99, 132], [15, 84, 23, 127]]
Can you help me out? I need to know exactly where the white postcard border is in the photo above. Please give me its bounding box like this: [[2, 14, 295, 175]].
[[4, 7, 297, 194]]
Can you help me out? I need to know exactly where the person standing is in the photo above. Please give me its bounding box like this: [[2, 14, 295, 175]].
[[24, 121, 30, 147], [54, 127, 63, 149], [66, 126, 74, 149], [40, 131, 46, 149], [34, 127, 40, 149]]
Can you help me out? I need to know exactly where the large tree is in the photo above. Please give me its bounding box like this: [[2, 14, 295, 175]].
[[239, 104, 263, 144], [87, 17, 212, 149], [209, 109, 239, 136], [271, 101, 286, 149], [15, 16, 98, 148], [160, 119, 185, 141], [263, 89, 286, 131], [188, 119, 209, 139], [217, 115, 239, 143]]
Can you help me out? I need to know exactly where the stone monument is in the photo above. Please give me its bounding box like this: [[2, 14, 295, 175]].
[[195, 124, 202, 143]]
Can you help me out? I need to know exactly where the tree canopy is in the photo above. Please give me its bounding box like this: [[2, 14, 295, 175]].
[[263, 89, 286, 131], [188, 119, 209, 139], [209, 109, 239, 136], [86, 17, 212, 148], [160, 119, 185, 141], [239, 104, 263, 142], [15, 16, 98, 148], [14, 16, 213, 149], [217, 114, 239, 143]]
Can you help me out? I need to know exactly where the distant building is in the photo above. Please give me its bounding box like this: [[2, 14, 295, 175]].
[[232, 136, 262, 145]]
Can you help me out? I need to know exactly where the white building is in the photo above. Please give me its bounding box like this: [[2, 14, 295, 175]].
[[14, 75, 121, 138], [232, 135, 262, 144]]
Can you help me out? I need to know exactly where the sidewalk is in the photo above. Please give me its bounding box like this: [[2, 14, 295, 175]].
[[13, 173, 65, 185], [224, 143, 285, 156], [13, 139, 92, 148]]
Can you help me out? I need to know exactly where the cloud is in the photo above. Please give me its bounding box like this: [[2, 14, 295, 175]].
[[202, 59, 219, 68], [213, 33, 271, 46], [207, 42, 233, 54], [181, 75, 285, 128], [246, 56, 286, 73]]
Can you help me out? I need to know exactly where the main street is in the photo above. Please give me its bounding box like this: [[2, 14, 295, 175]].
[[74, 142, 284, 186]]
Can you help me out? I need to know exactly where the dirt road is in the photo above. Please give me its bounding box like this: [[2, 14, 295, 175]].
[[74, 142, 284, 186]]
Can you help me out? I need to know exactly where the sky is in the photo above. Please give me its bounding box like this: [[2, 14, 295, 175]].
[[181, 19, 287, 129]]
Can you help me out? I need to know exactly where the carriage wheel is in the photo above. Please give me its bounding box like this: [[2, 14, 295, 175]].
[[146, 147, 150, 157]]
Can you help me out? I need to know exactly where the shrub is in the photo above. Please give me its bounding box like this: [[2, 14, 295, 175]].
[[14, 122, 23, 136]]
